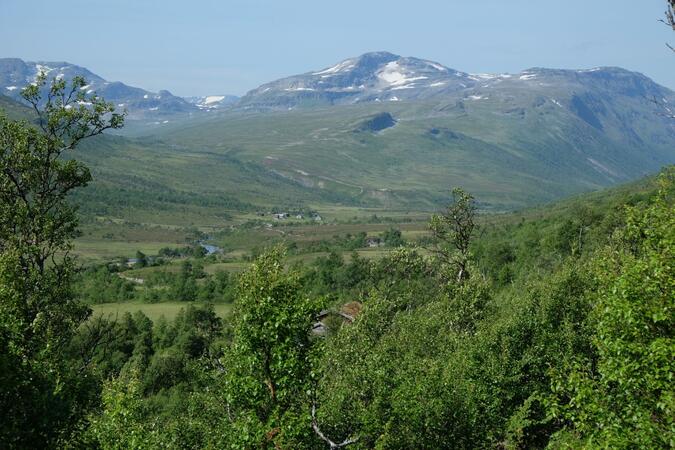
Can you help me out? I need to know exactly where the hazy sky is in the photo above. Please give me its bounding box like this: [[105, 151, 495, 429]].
[[2, 0, 674, 96]]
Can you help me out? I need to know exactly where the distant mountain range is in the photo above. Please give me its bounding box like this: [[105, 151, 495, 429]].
[[1, 52, 674, 211], [0, 58, 239, 124], [161, 52, 675, 209], [2, 52, 673, 122], [238, 51, 674, 112]]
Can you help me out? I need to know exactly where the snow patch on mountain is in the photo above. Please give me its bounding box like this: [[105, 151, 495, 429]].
[[377, 61, 429, 87], [185, 94, 239, 109], [0, 58, 210, 121], [425, 61, 448, 71], [204, 95, 226, 104], [470, 73, 498, 80], [313, 59, 356, 77], [34, 64, 54, 76]]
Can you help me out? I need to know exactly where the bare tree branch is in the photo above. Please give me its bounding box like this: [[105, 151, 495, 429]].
[[661, 0, 675, 51], [311, 402, 359, 449], [76, 314, 118, 374]]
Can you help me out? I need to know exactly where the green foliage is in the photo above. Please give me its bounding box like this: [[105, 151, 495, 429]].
[[75, 265, 136, 303], [547, 169, 674, 448], [87, 373, 153, 449], [74, 257, 236, 305], [0, 74, 123, 446], [2, 82, 672, 450], [429, 187, 477, 281], [222, 247, 323, 447], [73, 171, 674, 448], [380, 227, 404, 247]]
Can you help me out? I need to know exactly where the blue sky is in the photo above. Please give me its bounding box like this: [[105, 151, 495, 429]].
[[2, 0, 674, 96]]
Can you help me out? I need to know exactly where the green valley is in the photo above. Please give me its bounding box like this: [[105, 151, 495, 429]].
[[1, 5, 674, 445]]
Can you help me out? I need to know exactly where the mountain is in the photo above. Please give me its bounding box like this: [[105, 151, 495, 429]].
[[0, 93, 33, 121], [238, 51, 474, 109], [154, 52, 675, 210], [238, 51, 674, 111], [1, 52, 674, 214], [0, 58, 200, 123]]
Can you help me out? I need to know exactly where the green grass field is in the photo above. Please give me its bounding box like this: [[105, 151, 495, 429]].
[[90, 302, 233, 322], [73, 240, 176, 264], [72, 206, 433, 264]]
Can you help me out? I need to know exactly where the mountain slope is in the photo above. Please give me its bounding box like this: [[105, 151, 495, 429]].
[[154, 52, 675, 210], [0, 94, 32, 121], [0, 92, 352, 226], [2, 52, 674, 215], [69, 133, 355, 226]]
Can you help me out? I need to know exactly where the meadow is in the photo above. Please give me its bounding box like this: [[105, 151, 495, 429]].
[[91, 301, 232, 322]]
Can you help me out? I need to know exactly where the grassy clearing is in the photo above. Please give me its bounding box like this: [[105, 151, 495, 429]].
[[90, 302, 232, 322], [121, 247, 395, 282], [213, 220, 431, 252], [73, 220, 195, 263], [73, 240, 174, 264]]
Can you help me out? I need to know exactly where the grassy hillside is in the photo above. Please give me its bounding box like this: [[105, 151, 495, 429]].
[[3, 82, 674, 229], [69, 131, 373, 225], [152, 95, 675, 210], [0, 94, 33, 120]]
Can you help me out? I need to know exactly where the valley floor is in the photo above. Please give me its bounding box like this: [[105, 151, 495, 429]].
[[91, 302, 232, 322]]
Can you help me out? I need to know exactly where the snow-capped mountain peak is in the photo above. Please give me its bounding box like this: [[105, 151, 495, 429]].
[[239, 52, 472, 108], [236, 51, 670, 111]]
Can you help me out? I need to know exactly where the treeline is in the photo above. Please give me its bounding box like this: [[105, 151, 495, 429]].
[[75, 259, 235, 305], [290, 228, 404, 255], [72, 181, 254, 217]]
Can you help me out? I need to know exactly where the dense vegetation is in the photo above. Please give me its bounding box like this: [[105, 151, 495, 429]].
[[72, 166, 673, 449], [0, 73, 673, 449]]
